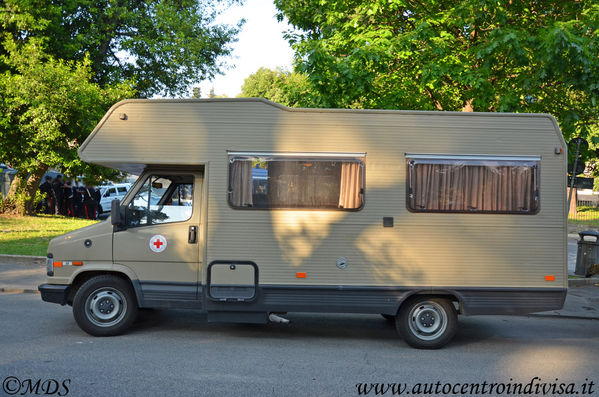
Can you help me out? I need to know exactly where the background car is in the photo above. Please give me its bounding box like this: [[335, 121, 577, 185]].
[[98, 183, 131, 214]]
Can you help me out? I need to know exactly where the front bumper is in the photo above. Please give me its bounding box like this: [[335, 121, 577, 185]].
[[38, 284, 70, 305]]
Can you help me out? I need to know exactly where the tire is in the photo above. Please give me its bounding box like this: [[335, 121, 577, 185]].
[[396, 297, 457, 349], [72, 275, 138, 336]]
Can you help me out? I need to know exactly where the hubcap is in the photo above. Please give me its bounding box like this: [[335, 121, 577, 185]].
[[408, 301, 448, 341], [85, 287, 127, 327]]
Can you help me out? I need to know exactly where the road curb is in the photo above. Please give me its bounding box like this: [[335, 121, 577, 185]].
[[0, 254, 45, 261], [0, 287, 39, 294], [528, 314, 599, 321], [568, 277, 599, 287]]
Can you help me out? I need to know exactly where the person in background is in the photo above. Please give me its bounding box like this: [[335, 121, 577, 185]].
[[51, 175, 64, 215], [82, 186, 98, 219], [72, 181, 83, 217], [91, 186, 101, 217], [39, 176, 53, 214], [63, 181, 74, 216]]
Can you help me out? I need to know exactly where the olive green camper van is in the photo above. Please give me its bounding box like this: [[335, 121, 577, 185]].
[[39, 99, 567, 349]]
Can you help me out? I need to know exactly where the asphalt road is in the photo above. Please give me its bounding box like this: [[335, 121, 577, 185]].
[[1, 293, 598, 396]]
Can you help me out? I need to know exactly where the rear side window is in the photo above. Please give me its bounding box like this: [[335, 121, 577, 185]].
[[407, 155, 539, 214], [117, 187, 127, 194], [228, 154, 365, 210]]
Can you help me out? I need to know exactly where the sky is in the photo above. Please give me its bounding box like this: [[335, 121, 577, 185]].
[[197, 0, 295, 98]]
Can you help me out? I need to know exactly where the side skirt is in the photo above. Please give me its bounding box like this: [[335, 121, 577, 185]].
[[133, 281, 567, 317]]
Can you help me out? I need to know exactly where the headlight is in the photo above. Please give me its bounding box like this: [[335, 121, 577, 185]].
[[46, 254, 54, 276]]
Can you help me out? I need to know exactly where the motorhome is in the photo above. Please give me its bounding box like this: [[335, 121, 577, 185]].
[[38, 99, 567, 349]]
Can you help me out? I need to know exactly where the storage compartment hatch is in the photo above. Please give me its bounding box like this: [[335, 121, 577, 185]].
[[208, 261, 257, 301]]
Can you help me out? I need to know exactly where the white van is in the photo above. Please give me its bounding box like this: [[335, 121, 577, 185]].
[[98, 183, 131, 214]]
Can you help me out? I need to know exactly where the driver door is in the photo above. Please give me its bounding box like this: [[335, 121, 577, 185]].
[[113, 171, 202, 304]]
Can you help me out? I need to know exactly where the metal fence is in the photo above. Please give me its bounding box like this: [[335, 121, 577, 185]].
[[570, 199, 599, 225]]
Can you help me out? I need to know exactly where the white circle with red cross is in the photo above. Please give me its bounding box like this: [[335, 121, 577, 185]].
[[149, 235, 167, 253]]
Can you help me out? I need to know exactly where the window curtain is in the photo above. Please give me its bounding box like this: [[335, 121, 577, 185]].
[[411, 162, 536, 212], [230, 160, 253, 207], [338, 162, 363, 209]]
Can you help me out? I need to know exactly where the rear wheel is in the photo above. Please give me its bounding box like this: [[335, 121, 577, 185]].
[[73, 275, 138, 336], [396, 297, 457, 349]]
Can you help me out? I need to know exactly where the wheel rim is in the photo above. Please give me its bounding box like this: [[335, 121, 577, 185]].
[[408, 301, 448, 341], [85, 287, 127, 328]]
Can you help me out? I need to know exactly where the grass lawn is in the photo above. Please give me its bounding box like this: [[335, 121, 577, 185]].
[[569, 206, 599, 226], [0, 214, 98, 256]]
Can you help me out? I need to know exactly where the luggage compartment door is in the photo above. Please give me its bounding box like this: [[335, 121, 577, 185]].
[[207, 261, 257, 302]]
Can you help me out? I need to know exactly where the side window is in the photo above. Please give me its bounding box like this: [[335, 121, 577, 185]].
[[106, 188, 116, 197], [406, 155, 539, 214], [117, 187, 128, 194], [228, 154, 364, 210], [127, 175, 194, 227]]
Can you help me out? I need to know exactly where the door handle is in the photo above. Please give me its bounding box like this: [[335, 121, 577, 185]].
[[188, 226, 198, 244]]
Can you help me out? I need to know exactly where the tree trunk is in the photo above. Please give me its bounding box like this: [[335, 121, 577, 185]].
[[1, 172, 25, 214], [0, 165, 50, 215], [23, 164, 49, 215], [5, 171, 23, 199]]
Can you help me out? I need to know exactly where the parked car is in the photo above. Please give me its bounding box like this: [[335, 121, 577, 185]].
[[98, 183, 131, 214], [39, 98, 567, 349]]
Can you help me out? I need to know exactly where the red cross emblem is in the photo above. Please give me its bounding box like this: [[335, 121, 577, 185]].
[[149, 235, 167, 252]]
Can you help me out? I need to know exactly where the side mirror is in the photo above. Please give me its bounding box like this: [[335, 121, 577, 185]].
[[111, 199, 124, 227]]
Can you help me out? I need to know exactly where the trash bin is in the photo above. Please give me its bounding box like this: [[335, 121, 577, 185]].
[[575, 230, 599, 277]]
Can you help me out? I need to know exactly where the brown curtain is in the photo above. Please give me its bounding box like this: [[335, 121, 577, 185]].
[[230, 160, 253, 207], [411, 162, 536, 212], [338, 162, 363, 209]]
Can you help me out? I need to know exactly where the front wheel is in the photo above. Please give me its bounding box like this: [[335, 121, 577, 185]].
[[396, 297, 457, 349], [73, 275, 138, 336]]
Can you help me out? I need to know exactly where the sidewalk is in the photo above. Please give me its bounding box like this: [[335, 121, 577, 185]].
[[533, 283, 599, 320], [0, 256, 45, 293]]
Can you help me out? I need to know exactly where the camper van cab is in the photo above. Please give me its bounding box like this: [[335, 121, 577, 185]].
[[38, 99, 567, 349]]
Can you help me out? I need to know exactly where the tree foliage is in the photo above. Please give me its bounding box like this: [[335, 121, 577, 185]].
[[275, 0, 599, 140], [0, 40, 131, 173], [239, 67, 312, 107], [1, 0, 242, 97], [0, 37, 133, 213], [0, 0, 242, 214]]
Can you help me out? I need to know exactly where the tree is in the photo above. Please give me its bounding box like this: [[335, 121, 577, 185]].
[[0, 38, 134, 214], [239, 67, 312, 107], [275, 0, 599, 140], [0, 0, 242, 214], [1, 0, 242, 97]]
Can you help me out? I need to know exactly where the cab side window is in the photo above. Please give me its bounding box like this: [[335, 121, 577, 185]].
[[127, 175, 194, 227]]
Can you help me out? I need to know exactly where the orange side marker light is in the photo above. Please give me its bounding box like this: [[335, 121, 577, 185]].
[[545, 275, 555, 281], [73, 261, 83, 266], [296, 272, 306, 278], [53, 261, 63, 267]]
